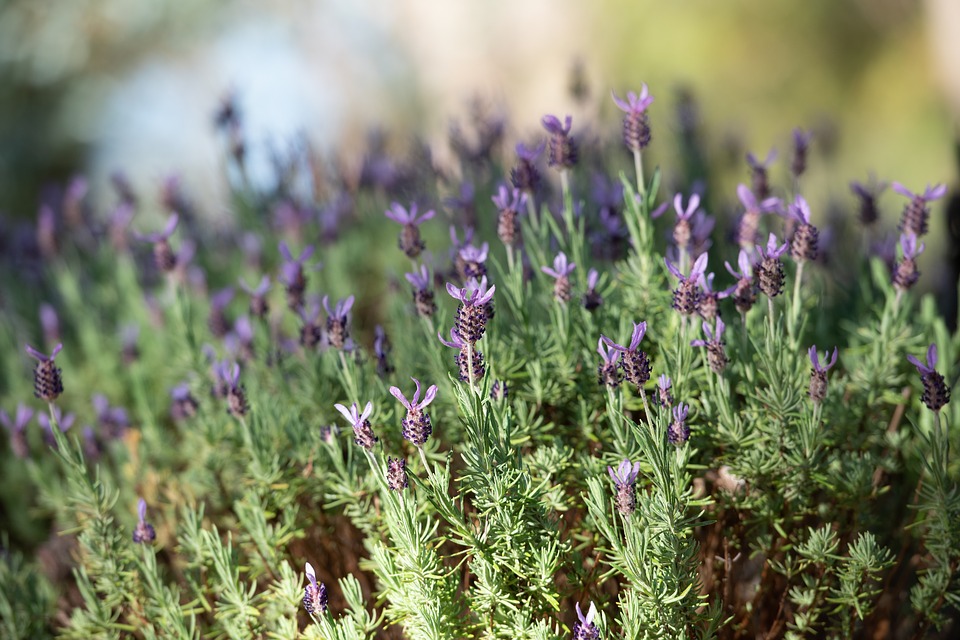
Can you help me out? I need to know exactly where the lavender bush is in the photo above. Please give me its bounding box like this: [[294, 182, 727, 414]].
[[0, 84, 957, 640]]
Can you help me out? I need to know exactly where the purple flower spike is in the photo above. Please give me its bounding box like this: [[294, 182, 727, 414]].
[[303, 562, 329, 616], [690, 318, 728, 374], [447, 277, 495, 344], [541, 114, 578, 170], [893, 232, 925, 293], [278, 242, 316, 310], [133, 498, 157, 544], [26, 342, 64, 402], [493, 185, 526, 247], [406, 264, 437, 317], [808, 345, 839, 404], [612, 84, 655, 153], [600, 322, 652, 387], [389, 378, 439, 446], [386, 202, 435, 258], [755, 233, 789, 298], [786, 195, 819, 263], [608, 458, 642, 515], [135, 214, 180, 272], [907, 344, 949, 412], [541, 252, 576, 303], [438, 329, 486, 382], [666, 253, 709, 317], [597, 337, 623, 388], [893, 182, 947, 237], [574, 602, 599, 640], [240, 275, 271, 318], [322, 295, 355, 350], [656, 374, 674, 407], [216, 361, 248, 418], [511, 141, 544, 193], [668, 403, 691, 445], [334, 401, 378, 449], [459, 242, 490, 279], [850, 176, 887, 226], [791, 128, 813, 178]]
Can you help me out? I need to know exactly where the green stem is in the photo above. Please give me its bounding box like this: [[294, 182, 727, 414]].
[[634, 149, 646, 199]]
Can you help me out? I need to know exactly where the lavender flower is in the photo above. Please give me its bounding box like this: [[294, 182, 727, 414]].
[[596, 338, 622, 388], [278, 242, 315, 311], [893, 182, 947, 237], [322, 295, 355, 350], [785, 195, 819, 263], [170, 383, 199, 421], [541, 114, 578, 170], [850, 177, 887, 226], [387, 457, 408, 491], [491, 380, 509, 401], [602, 322, 652, 388], [492, 185, 526, 247], [907, 344, 949, 413], [446, 277, 496, 344], [755, 233, 789, 298], [438, 329, 485, 382], [656, 375, 674, 407], [612, 85, 654, 153], [735, 184, 781, 250], [298, 301, 323, 349], [133, 498, 157, 544], [691, 318, 728, 374], [511, 141, 544, 193], [808, 346, 838, 404], [208, 287, 235, 339], [670, 192, 700, 252], [666, 253, 708, 317], [697, 272, 731, 322], [791, 128, 813, 179], [26, 343, 64, 402], [406, 264, 437, 318], [892, 232, 924, 293], [582, 268, 602, 312], [0, 404, 33, 458], [37, 406, 75, 446], [217, 362, 248, 418], [541, 252, 576, 303], [385, 202, 435, 258], [459, 242, 490, 280], [225, 316, 255, 361], [334, 401, 378, 450], [608, 459, 641, 515], [239, 275, 271, 319], [389, 378, 438, 447], [135, 214, 180, 272], [573, 602, 599, 640], [668, 403, 691, 445], [725, 249, 757, 314], [303, 562, 328, 615], [746, 148, 777, 200]]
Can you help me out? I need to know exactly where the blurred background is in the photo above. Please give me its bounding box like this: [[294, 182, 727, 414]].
[[0, 0, 957, 231]]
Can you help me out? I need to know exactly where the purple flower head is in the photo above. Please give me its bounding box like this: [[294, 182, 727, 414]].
[[608, 459, 641, 486], [541, 252, 576, 279], [0, 404, 33, 458], [809, 346, 839, 373], [601, 322, 652, 387], [390, 378, 438, 446], [405, 264, 432, 291], [335, 401, 378, 449], [586, 268, 599, 290], [892, 182, 948, 204], [135, 214, 179, 244], [278, 242, 316, 287], [668, 402, 691, 445], [170, 383, 199, 421], [492, 185, 527, 212], [673, 193, 701, 221], [791, 128, 813, 177], [596, 337, 622, 388], [656, 374, 674, 407], [217, 362, 241, 390], [786, 195, 812, 224], [612, 85, 654, 114], [541, 114, 572, 136], [850, 176, 887, 226], [26, 342, 64, 402], [322, 295, 355, 323], [574, 602, 599, 640], [446, 277, 496, 307], [303, 562, 329, 616], [133, 498, 157, 544], [673, 403, 690, 423], [240, 275, 271, 297], [691, 318, 728, 374], [384, 202, 435, 226], [541, 114, 578, 169], [756, 233, 789, 260], [907, 344, 950, 412], [907, 344, 939, 376]]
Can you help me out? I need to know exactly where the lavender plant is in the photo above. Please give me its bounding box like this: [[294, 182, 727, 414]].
[[1, 78, 958, 640]]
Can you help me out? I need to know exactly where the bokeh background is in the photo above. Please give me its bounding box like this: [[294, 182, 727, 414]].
[[1, 0, 958, 247]]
